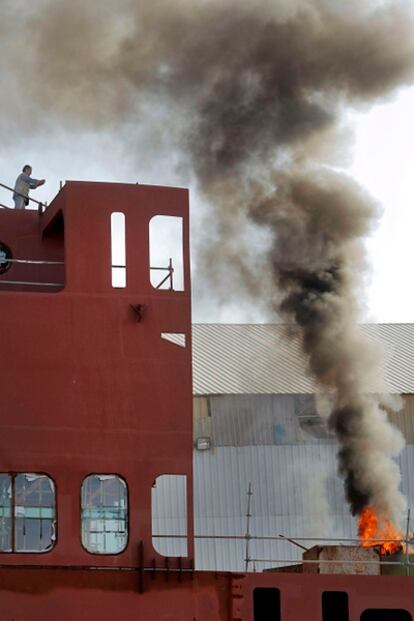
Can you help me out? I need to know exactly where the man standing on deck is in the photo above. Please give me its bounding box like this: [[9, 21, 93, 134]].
[[13, 165, 45, 209]]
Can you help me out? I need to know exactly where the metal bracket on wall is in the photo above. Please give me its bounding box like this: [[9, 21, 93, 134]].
[[137, 540, 194, 595], [130, 304, 146, 322]]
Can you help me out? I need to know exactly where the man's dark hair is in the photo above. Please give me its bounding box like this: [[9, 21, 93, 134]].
[[22, 164, 31, 173]]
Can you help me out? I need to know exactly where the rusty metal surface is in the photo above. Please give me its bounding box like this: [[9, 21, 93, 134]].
[[303, 545, 380, 575]]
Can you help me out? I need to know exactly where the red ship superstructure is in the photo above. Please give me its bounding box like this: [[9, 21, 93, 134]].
[[0, 182, 413, 620]]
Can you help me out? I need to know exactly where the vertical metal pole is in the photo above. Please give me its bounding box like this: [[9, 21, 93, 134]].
[[169, 258, 174, 291], [39, 477, 43, 544], [138, 540, 145, 594], [11, 475, 15, 553], [245, 482, 252, 573], [405, 508, 411, 576]]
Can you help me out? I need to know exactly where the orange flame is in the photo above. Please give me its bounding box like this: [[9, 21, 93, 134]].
[[358, 506, 403, 556]]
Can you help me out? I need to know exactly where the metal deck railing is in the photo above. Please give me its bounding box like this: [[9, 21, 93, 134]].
[[1, 258, 175, 291], [0, 257, 64, 289], [0, 182, 47, 214], [151, 258, 175, 290], [152, 532, 414, 573]]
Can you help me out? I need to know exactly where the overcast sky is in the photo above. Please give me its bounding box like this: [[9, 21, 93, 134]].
[[1, 1, 414, 325], [350, 85, 414, 324]]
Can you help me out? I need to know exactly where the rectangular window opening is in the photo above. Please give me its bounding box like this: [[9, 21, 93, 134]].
[[0, 473, 56, 553], [111, 212, 126, 289], [81, 474, 128, 555], [253, 588, 281, 621], [149, 216, 184, 291], [161, 332, 186, 348], [323, 592, 349, 621], [152, 474, 188, 557]]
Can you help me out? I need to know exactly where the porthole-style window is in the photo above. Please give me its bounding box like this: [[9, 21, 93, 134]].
[[81, 475, 128, 554], [0, 473, 56, 553], [0, 242, 12, 274]]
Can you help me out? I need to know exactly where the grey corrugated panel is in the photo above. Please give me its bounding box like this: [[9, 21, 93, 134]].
[[193, 397, 211, 441], [364, 324, 414, 394], [209, 394, 300, 446], [207, 394, 335, 447], [389, 396, 414, 443], [192, 324, 316, 395], [190, 444, 414, 571], [200, 392, 414, 450], [153, 443, 414, 570], [400, 445, 414, 506], [192, 323, 414, 395]]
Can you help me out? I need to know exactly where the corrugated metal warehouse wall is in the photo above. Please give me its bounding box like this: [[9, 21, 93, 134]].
[[154, 394, 414, 571], [191, 394, 414, 571], [154, 325, 414, 570]]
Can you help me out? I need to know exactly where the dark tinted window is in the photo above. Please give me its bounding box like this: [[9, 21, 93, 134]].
[[253, 588, 281, 621], [361, 611, 412, 621], [323, 592, 349, 621]]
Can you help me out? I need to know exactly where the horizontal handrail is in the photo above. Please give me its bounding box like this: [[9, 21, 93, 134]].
[[150, 258, 174, 290], [0, 182, 46, 213], [154, 533, 410, 544], [4, 258, 64, 266], [0, 257, 64, 288], [249, 557, 410, 566], [154, 533, 414, 571], [0, 280, 64, 288], [112, 265, 172, 272]]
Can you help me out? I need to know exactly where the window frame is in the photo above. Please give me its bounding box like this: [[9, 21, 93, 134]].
[[151, 473, 188, 558], [0, 471, 57, 554], [80, 473, 129, 556], [0, 241, 12, 275], [149, 215, 185, 292], [110, 211, 127, 289], [253, 587, 281, 621], [322, 591, 349, 621]]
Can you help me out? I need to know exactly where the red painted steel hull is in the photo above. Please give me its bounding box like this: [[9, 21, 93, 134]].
[[0, 183, 413, 620], [0, 183, 193, 571], [0, 569, 413, 620], [0, 569, 230, 620]]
